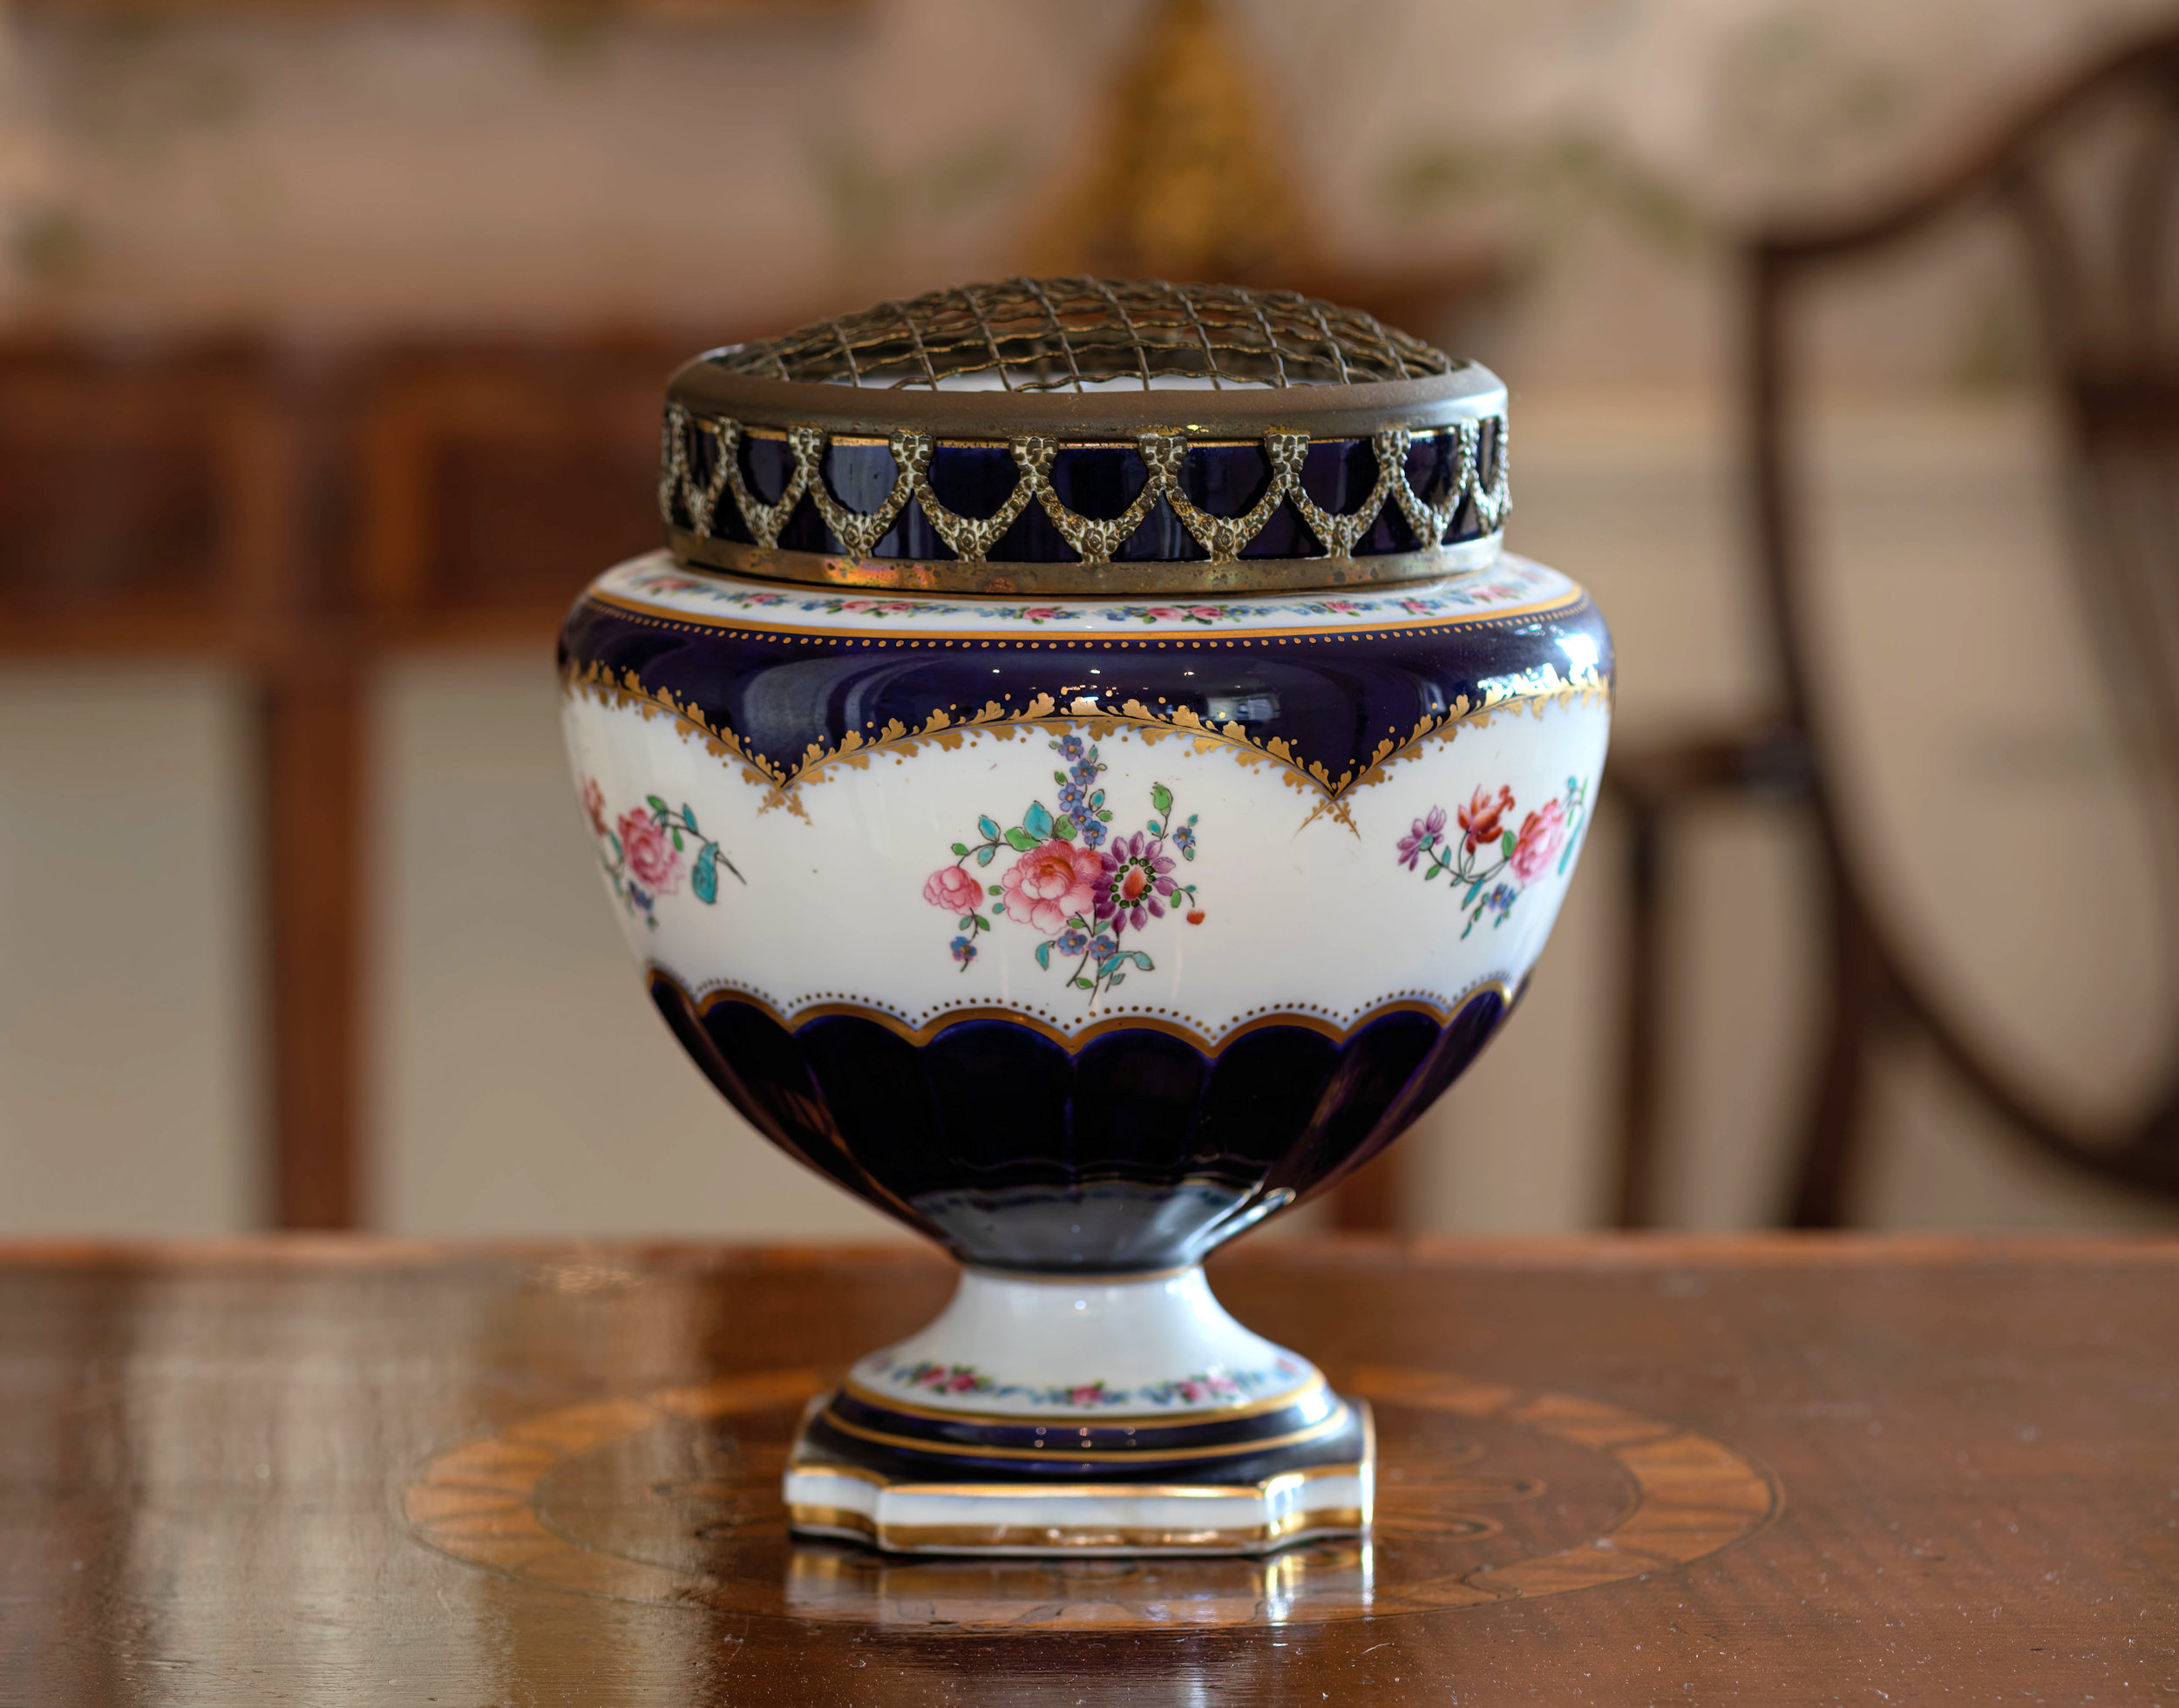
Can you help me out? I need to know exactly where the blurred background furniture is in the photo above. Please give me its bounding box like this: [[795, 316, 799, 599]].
[[0, 0, 1504, 1231], [0, 333, 704, 1226], [1609, 27, 2179, 1229]]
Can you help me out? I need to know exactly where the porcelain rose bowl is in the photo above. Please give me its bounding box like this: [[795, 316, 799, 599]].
[[558, 280, 1612, 1556]]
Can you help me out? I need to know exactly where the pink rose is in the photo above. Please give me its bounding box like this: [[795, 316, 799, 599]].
[[1510, 798, 1566, 884], [1001, 837, 1101, 935], [1188, 606, 1220, 620], [1069, 1385, 1104, 1406], [1145, 607, 1181, 620], [617, 809, 681, 894], [924, 865, 981, 912], [580, 778, 608, 837], [1022, 606, 1063, 621]]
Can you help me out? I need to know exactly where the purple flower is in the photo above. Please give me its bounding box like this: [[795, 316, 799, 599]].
[[1395, 804, 1449, 870]]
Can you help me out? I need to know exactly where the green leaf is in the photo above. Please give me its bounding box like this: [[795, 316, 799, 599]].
[[1054, 770, 1068, 785], [1424, 863, 1442, 879], [1074, 978, 1093, 989], [681, 803, 699, 833], [975, 845, 996, 866], [988, 884, 1001, 896], [1502, 830, 1517, 857], [1067, 914, 1090, 930], [978, 816, 1002, 841], [951, 842, 969, 857], [1004, 827, 1039, 852], [1055, 816, 1076, 840], [1096, 810, 1114, 823], [1024, 801, 1055, 839], [647, 795, 669, 814], [692, 845, 718, 904], [1035, 941, 1052, 970], [670, 829, 683, 851], [1151, 782, 1173, 817]]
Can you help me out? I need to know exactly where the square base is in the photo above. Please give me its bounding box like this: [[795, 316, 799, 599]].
[[784, 1395, 1374, 1557]]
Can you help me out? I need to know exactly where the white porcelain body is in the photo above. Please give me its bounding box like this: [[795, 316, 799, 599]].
[[558, 548, 1610, 1275]]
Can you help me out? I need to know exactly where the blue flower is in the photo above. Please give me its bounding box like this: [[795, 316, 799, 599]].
[[1171, 823, 1196, 856], [1080, 818, 1107, 851], [1056, 734, 1087, 762], [1058, 927, 1090, 957], [949, 935, 978, 968]]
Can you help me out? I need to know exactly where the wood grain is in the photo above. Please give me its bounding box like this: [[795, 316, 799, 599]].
[[1, 1235, 2173, 1703]]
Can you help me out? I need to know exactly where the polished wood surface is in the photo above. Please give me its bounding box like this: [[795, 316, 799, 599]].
[[3, 1234, 2172, 1702]]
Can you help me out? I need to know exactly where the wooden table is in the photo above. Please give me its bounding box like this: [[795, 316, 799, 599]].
[[3, 1236, 2173, 1703]]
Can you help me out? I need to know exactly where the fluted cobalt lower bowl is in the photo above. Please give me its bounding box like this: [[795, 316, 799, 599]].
[[557, 281, 1612, 1555]]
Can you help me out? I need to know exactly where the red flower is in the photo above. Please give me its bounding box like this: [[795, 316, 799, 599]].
[[1001, 837, 1102, 935], [1457, 785, 1515, 853], [616, 809, 681, 894], [1510, 798, 1567, 884], [1185, 909, 1205, 925], [580, 778, 608, 837], [924, 865, 981, 912]]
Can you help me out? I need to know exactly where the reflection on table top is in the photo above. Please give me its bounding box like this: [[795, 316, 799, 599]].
[[2, 1233, 2173, 1704]]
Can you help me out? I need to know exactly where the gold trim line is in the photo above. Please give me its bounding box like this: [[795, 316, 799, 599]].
[[815, 1400, 1352, 1463]]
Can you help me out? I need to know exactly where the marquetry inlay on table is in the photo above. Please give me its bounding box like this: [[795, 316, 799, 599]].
[[3, 1236, 2171, 1702]]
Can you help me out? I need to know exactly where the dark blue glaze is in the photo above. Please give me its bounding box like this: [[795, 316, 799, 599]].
[[560, 586, 1609, 810], [794, 1391, 1372, 1483], [651, 975, 1510, 1271], [672, 422, 1504, 562]]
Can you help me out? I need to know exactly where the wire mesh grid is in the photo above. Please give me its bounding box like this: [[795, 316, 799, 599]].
[[708, 278, 1457, 391]]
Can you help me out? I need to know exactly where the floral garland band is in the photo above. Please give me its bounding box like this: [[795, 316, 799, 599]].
[[580, 777, 744, 926], [1397, 776, 1591, 936], [561, 657, 1607, 837], [614, 555, 1558, 630], [927, 735, 1203, 1000], [872, 1356, 1303, 1410]]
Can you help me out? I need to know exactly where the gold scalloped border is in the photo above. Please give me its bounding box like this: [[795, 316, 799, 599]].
[[561, 657, 1607, 836]]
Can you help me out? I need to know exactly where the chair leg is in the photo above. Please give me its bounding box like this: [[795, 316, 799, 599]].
[[262, 660, 367, 1230], [1611, 800, 1666, 1228], [1329, 1147, 1402, 1231], [1782, 876, 1883, 1229]]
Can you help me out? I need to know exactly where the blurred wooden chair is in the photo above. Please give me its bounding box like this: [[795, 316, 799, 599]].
[[1610, 27, 2179, 1227], [0, 331, 696, 1228]]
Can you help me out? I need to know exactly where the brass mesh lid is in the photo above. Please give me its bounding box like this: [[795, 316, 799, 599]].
[[660, 278, 1508, 596]]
